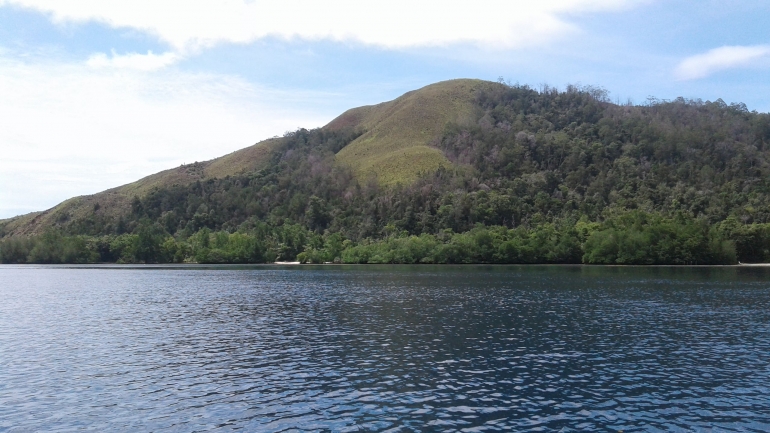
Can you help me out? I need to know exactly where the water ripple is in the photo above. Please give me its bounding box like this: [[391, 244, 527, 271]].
[[1, 265, 769, 431]]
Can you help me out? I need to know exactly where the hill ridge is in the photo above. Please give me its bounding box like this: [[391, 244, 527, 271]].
[[1, 79, 491, 236]]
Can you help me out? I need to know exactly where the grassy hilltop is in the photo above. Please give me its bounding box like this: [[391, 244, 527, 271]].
[[332, 79, 495, 184], [2, 78, 770, 265]]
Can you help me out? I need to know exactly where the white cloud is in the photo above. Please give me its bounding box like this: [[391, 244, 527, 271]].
[[0, 0, 643, 51], [0, 55, 334, 218], [86, 50, 181, 71], [675, 45, 770, 80]]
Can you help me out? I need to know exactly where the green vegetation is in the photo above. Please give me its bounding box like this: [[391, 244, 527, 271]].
[[334, 79, 494, 184], [2, 79, 770, 265], [0, 213, 750, 265]]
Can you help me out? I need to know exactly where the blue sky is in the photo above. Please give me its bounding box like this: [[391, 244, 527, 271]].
[[1, 0, 769, 219]]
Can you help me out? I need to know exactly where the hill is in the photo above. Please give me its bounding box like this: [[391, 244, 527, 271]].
[[2, 79, 770, 265], [0, 80, 491, 238]]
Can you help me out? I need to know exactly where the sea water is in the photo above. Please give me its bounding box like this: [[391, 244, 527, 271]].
[[1, 265, 769, 431]]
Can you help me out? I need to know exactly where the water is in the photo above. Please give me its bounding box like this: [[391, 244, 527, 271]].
[[1, 265, 769, 432]]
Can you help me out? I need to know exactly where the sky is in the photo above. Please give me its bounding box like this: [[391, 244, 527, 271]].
[[1, 0, 769, 219]]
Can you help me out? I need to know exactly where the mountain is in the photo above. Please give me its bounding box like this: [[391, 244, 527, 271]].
[[2, 78, 770, 265]]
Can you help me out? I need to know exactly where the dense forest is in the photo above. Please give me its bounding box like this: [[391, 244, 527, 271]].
[[3, 82, 770, 265]]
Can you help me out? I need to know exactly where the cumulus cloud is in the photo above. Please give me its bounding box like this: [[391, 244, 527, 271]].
[[0, 0, 643, 51], [0, 55, 333, 218], [675, 45, 770, 80], [86, 50, 181, 71]]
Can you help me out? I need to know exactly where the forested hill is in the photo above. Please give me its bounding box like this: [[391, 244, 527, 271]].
[[3, 78, 770, 265]]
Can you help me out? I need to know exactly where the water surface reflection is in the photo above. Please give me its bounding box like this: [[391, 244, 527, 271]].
[[1, 265, 769, 431]]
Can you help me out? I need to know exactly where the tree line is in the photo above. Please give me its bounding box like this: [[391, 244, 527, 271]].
[[6, 211, 770, 264]]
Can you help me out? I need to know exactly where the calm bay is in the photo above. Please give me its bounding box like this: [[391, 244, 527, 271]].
[[1, 265, 769, 431]]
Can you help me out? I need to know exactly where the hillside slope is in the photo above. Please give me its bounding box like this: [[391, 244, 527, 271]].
[[1, 79, 488, 237], [0, 137, 285, 237], [330, 79, 496, 184]]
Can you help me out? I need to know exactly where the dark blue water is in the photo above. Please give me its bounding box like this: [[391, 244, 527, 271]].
[[1, 265, 769, 432]]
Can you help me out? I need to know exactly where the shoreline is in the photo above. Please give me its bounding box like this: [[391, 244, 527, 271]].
[[2, 262, 770, 268]]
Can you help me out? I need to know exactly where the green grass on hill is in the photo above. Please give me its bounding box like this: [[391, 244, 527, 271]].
[[331, 79, 500, 185]]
